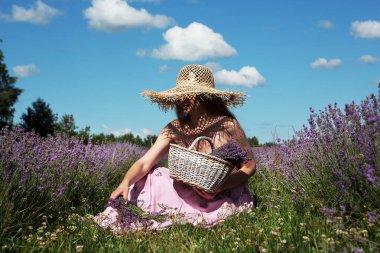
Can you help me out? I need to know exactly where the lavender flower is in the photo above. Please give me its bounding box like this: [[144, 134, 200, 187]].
[[249, 90, 380, 226], [320, 207, 337, 220], [367, 210, 378, 223], [106, 197, 167, 230], [211, 139, 252, 166]]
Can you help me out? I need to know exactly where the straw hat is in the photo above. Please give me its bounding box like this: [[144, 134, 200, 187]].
[[141, 65, 246, 111]]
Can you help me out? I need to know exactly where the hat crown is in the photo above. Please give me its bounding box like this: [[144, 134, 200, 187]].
[[176, 65, 215, 88]]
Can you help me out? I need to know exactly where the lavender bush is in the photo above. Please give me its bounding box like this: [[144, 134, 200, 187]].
[[253, 90, 379, 214], [0, 127, 147, 238]]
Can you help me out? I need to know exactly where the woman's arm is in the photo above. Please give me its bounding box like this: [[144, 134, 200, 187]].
[[194, 118, 256, 199], [110, 129, 172, 200], [216, 118, 256, 191], [219, 159, 256, 191]]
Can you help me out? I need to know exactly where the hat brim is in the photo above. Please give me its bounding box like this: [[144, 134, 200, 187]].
[[141, 85, 246, 111]]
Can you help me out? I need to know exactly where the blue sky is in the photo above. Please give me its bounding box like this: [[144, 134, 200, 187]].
[[1, 0, 379, 143]]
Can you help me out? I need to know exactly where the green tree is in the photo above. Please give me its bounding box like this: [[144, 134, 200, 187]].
[[77, 125, 91, 144], [247, 136, 259, 146], [0, 49, 23, 128], [143, 134, 158, 147], [20, 98, 56, 136], [56, 114, 77, 136]]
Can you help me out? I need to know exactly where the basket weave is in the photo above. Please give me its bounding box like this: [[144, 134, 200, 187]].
[[168, 136, 234, 193]]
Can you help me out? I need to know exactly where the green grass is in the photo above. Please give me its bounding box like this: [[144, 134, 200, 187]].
[[1, 168, 379, 253]]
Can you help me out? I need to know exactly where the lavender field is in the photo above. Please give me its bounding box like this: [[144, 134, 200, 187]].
[[1, 90, 379, 252]]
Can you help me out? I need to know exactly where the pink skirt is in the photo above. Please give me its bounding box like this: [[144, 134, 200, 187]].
[[93, 167, 254, 232]]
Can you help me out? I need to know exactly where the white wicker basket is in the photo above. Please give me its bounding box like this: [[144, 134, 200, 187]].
[[168, 136, 233, 193]]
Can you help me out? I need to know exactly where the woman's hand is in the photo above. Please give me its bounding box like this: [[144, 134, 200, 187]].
[[110, 183, 130, 200], [193, 187, 223, 200]]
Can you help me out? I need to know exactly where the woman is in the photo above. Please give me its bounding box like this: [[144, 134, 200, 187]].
[[93, 65, 256, 232]]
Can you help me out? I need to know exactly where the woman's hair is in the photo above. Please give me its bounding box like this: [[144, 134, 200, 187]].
[[175, 95, 236, 125]]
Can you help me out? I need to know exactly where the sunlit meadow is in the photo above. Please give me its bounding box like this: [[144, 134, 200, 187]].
[[1, 90, 379, 252]]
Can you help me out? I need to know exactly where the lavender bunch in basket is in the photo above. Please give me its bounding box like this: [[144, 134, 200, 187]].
[[211, 139, 252, 166]]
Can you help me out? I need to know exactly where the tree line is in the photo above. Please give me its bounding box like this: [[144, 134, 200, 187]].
[[0, 48, 263, 147]]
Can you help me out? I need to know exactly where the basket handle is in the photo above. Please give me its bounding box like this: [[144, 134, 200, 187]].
[[188, 136, 214, 152]]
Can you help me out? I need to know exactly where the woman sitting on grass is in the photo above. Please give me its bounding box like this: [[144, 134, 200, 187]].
[[93, 65, 256, 232]]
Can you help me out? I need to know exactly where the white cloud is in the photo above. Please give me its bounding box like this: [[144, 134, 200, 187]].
[[83, 0, 173, 32], [213, 66, 265, 88], [151, 22, 237, 61], [159, 65, 169, 73], [102, 125, 132, 137], [318, 20, 334, 29], [310, 58, 342, 69], [0, 0, 60, 25], [129, 0, 161, 2], [140, 128, 153, 136], [13, 64, 40, 77], [136, 49, 147, 57], [205, 62, 222, 72], [360, 54, 378, 64], [351, 20, 380, 39]]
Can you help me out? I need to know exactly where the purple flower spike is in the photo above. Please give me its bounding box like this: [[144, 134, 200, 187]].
[[211, 139, 252, 166]]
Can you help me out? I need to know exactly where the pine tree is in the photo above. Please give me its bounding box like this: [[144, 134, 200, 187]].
[[20, 98, 56, 136], [0, 49, 23, 128]]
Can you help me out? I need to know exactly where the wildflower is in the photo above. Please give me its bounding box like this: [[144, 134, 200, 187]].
[[270, 230, 280, 237], [85, 214, 94, 219], [302, 236, 310, 242], [259, 246, 268, 253], [50, 233, 57, 241], [327, 238, 335, 245], [363, 164, 376, 183], [76, 245, 84, 252]]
